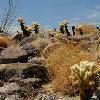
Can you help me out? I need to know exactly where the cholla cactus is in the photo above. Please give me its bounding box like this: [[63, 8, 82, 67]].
[[48, 29, 55, 37], [62, 20, 68, 25], [17, 17, 33, 37], [59, 21, 65, 34], [75, 25, 83, 35], [59, 19, 68, 27], [59, 20, 70, 36], [70, 60, 95, 100], [71, 61, 95, 84], [72, 26, 75, 36], [32, 22, 40, 34], [75, 25, 83, 30], [48, 29, 61, 39], [24, 25, 33, 32], [54, 32, 62, 39], [17, 17, 24, 23]]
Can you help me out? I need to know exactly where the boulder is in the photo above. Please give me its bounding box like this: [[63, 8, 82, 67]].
[[0, 63, 29, 81], [19, 78, 41, 89], [0, 68, 16, 82], [0, 83, 21, 93], [0, 45, 28, 63], [21, 43, 40, 57], [20, 36, 36, 46], [0, 63, 48, 84], [21, 64, 49, 84], [5, 95, 20, 100], [34, 93, 56, 100], [28, 57, 46, 66]]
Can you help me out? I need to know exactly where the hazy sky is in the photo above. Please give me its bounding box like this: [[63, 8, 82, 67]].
[[0, 0, 100, 31]]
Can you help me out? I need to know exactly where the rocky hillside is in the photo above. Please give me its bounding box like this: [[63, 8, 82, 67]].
[[0, 22, 99, 100]]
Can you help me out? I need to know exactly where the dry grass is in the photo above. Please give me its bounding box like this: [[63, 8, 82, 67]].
[[46, 43, 95, 93], [42, 42, 62, 59], [78, 38, 100, 65]]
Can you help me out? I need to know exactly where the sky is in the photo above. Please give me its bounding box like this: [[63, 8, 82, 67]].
[[0, 0, 100, 33]]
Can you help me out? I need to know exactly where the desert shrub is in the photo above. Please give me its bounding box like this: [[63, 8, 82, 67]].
[[78, 38, 100, 65], [75, 24, 99, 35], [0, 35, 11, 48], [32, 22, 40, 34], [47, 29, 62, 39], [46, 43, 95, 93], [31, 37, 50, 54]]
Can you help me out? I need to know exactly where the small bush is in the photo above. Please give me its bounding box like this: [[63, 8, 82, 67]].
[[46, 43, 94, 93], [0, 35, 10, 48]]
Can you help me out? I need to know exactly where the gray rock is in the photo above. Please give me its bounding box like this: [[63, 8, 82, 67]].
[[0, 45, 28, 63], [21, 43, 39, 57], [21, 64, 49, 84], [34, 93, 56, 100], [5, 95, 20, 100], [0, 63, 29, 80], [20, 36, 36, 46], [19, 78, 41, 89], [34, 93, 80, 100], [58, 96, 80, 100], [0, 63, 48, 85], [0, 83, 21, 93], [28, 57, 46, 65], [0, 68, 16, 81], [22, 78, 40, 84]]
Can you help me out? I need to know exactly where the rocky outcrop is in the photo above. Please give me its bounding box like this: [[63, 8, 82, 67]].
[[0, 62, 49, 99], [21, 43, 40, 57], [0, 43, 41, 64], [0, 45, 28, 63], [21, 64, 49, 83], [0, 83, 21, 93], [0, 32, 99, 100]]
